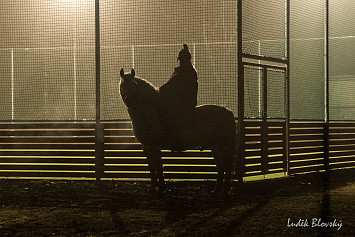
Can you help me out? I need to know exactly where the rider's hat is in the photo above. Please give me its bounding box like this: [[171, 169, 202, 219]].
[[178, 44, 191, 62]]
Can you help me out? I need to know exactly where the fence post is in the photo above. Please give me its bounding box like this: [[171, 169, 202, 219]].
[[237, 0, 245, 182], [11, 49, 15, 120], [95, 0, 104, 180], [285, 0, 291, 175], [324, 0, 330, 173], [261, 67, 268, 175], [95, 123, 104, 180]]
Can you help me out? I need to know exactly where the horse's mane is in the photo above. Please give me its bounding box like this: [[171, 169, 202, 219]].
[[134, 77, 158, 91], [133, 76, 160, 102]]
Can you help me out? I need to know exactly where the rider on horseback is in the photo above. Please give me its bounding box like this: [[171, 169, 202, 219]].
[[159, 44, 198, 150]]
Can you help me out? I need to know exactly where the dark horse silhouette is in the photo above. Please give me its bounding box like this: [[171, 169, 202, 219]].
[[119, 68, 237, 194]]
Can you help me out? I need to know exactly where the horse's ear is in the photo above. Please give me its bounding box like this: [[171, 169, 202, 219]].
[[120, 68, 125, 79], [131, 68, 135, 78]]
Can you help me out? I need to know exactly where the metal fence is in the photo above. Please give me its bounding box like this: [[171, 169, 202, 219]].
[[0, 0, 355, 181]]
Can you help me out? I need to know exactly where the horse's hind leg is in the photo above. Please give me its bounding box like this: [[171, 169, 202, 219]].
[[217, 168, 232, 195], [213, 147, 234, 195], [222, 141, 236, 194], [223, 168, 232, 194], [212, 150, 224, 194], [222, 146, 235, 194]]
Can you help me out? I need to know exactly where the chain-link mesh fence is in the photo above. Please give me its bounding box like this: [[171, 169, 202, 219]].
[[329, 0, 355, 120], [1, 1, 355, 122], [0, 1, 95, 121], [244, 66, 286, 119], [100, 0, 238, 120], [290, 0, 326, 120], [242, 0, 287, 59], [244, 67, 263, 118]]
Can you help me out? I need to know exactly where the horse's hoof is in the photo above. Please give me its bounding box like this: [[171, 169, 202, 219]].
[[159, 184, 166, 191], [148, 186, 166, 198], [211, 188, 222, 198], [221, 190, 230, 198], [149, 186, 158, 195], [211, 186, 230, 199], [222, 187, 231, 195], [157, 189, 165, 198]]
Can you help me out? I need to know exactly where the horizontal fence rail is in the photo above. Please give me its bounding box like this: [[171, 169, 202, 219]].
[[0, 122, 96, 179], [329, 122, 355, 170], [289, 122, 326, 175], [103, 121, 217, 180], [243, 120, 287, 177], [0, 121, 355, 180]]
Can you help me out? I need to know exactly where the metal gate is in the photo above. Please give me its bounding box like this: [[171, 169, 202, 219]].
[[241, 61, 288, 177], [237, 0, 290, 179]]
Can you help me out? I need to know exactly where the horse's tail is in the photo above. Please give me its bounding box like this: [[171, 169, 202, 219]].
[[231, 113, 237, 161], [228, 110, 237, 177]]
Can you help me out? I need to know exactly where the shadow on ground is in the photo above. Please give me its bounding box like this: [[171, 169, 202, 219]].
[[0, 169, 354, 236]]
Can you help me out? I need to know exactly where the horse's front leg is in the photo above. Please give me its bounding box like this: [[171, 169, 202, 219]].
[[150, 146, 165, 193], [223, 169, 232, 194], [215, 169, 224, 194], [143, 145, 165, 193], [143, 146, 158, 192]]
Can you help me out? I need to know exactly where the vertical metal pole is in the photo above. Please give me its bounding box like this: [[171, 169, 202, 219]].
[[73, 46, 77, 120], [237, 0, 245, 182], [95, 0, 104, 180], [324, 0, 330, 173], [320, 4, 331, 232], [258, 41, 262, 114], [261, 67, 268, 175], [285, 0, 291, 175], [74, 11, 78, 121], [11, 49, 14, 120]]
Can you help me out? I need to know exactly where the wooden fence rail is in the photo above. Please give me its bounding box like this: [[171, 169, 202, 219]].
[[0, 120, 354, 180]]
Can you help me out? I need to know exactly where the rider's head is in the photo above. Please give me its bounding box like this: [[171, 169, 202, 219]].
[[178, 44, 192, 65]]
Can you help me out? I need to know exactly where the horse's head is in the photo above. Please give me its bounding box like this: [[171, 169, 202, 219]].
[[120, 68, 138, 108], [120, 68, 160, 110]]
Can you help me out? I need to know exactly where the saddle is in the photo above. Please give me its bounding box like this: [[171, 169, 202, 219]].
[[159, 106, 199, 151]]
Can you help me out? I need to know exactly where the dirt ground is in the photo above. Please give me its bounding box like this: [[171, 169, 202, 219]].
[[0, 170, 354, 237]]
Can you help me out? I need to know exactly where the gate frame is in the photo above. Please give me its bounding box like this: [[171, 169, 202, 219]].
[[237, 0, 291, 179], [237, 0, 332, 179]]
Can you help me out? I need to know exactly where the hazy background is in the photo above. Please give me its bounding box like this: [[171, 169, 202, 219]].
[[0, 0, 354, 121]]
